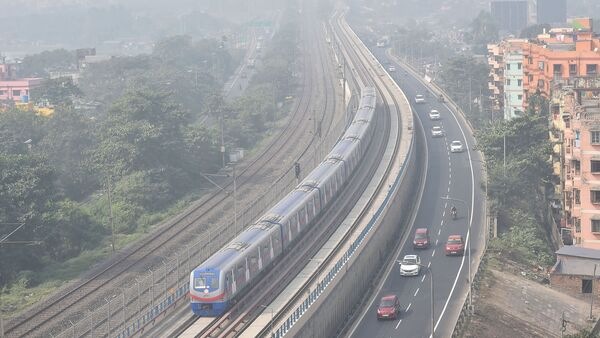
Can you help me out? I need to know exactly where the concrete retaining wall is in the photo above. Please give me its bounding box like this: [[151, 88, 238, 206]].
[[284, 121, 425, 338]]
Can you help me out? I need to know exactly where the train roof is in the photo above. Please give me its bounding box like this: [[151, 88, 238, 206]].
[[269, 187, 318, 216], [344, 121, 369, 139], [329, 138, 360, 159], [300, 160, 343, 187]]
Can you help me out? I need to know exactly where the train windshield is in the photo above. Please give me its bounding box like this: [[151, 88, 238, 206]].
[[194, 274, 219, 289]]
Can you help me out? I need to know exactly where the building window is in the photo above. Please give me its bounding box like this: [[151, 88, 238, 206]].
[[583, 279, 593, 293], [518, 94, 523, 100], [517, 79, 522, 86], [569, 64, 577, 75], [592, 190, 600, 204], [0, 90, 4, 95], [553, 64, 562, 75], [538, 79, 544, 88], [528, 57, 533, 64], [574, 160, 581, 175], [506, 79, 511, 86], [575, 218, 581, 232], [587, 64, 597, 75], [538, 61, 544, 70], [592, 161, 600, 173], [592, 131, 600, 144], [574, 189, 581, 204], [593, 220, 600, 233], [517, 62, 522, 70], [12, 89, 20, 96], [528, 74, 533, 82]]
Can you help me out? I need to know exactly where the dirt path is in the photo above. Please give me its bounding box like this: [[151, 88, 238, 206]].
[[464, 268, 598, 337]]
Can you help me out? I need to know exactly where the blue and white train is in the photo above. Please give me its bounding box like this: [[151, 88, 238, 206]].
[[190, 87, 377, 316]]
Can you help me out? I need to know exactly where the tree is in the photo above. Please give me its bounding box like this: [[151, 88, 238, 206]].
[[468, 11, 499, 53], [30, 77, 82, 107], [0, 153, 56, 285], [38, 108, 99, 199], [19, 49, 77, 78]]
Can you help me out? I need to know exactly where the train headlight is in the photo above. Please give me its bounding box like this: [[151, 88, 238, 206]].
[[204, 289, 209, 294]]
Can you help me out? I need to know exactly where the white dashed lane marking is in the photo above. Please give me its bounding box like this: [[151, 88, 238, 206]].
[[431, 249, 436, 257], [414, 288, 420, 297], [395, 319, 403, 330], [406, 303, 412, 312]]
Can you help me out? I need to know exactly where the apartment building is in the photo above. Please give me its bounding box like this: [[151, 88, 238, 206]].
[[488, 18, 600, 120], [552, 76, 600, 248]]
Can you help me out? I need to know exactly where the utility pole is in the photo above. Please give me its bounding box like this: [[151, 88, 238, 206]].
[[107, 178, 115, 253], [220, 115, 226, 168], [591, 264, 597, 321]]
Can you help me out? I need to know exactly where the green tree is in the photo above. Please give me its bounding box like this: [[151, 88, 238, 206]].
[[38, 108, 99, 198], [41, 200, 103, 260], [0, 153, 55, 285], [30, 77, 82, 107], [19, 49, 77, 78], [468, 11, 499, 53]]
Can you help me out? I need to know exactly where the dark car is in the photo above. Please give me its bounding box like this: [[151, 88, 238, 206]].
[[413, 228, 430, 249], [445, 235, 465, 256], [377, 294, 400, 320]]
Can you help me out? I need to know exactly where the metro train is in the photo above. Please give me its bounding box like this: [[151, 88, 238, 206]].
[[189, 87, 377, 316]]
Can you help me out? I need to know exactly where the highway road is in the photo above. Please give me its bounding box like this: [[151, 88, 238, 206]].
[[348, 48, 486, 338]]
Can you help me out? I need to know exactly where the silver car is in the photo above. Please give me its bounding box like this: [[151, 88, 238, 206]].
[[414, 94, 426, 104], [431, 126, 444, 137], [450, 140, 464, 153]]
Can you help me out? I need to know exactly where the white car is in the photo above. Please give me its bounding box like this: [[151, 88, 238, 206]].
[[428, 109, 441, 120], [388, 65, 396, 72], [431, 126, 444, 137], [399, 254, 421, 276], [414, 94, 426, 104], [450, 140, 464, 153]]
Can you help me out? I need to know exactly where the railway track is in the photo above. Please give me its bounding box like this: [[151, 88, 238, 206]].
[[5, 7, 345, 338], [172, 2, 406, 337]]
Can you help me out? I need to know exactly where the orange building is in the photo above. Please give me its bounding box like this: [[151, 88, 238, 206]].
[[552, 76, 600, 248], [488, 18, 600, 120]]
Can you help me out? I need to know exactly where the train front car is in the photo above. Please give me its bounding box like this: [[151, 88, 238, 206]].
[[189, 267, 228, 316]]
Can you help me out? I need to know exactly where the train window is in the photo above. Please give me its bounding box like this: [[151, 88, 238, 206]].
[[299, 207, 307, 226], [210, 277, 219, 289], [194, 277, 207, 289], [308, 199, 315, 218], [291, 214, 298, 232]]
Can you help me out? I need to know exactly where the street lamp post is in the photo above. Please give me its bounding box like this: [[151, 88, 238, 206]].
[[441, 196, 472, 313], [422, 264, 435, 338]]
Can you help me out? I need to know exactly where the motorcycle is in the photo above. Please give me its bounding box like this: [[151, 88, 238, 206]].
[[451, 208, 457, 220]]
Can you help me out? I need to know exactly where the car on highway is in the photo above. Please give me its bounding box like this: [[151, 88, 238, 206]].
[[414, 94, 426, 104], [450, 140, 464, 153], [431, 126, 444, 138], [445, 235, 465, 256], [413, 228, 430, 249], [399, 254, 421, 276], [376, 294, 401, 320], [428, 109, 441, 120], [388, 65, 396, 72]]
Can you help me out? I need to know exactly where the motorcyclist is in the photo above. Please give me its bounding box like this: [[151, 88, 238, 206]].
[[451, 205, 457, 218]]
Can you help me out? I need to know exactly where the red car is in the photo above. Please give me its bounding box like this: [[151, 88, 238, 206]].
[[376, 294, 400, 320], [413, 228, 430, 249], [445, 235, 465, 256]]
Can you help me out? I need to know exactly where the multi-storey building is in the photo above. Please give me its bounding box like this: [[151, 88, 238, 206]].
[[491, 0, 529, 33], [553, 76, 600, 248], [537, 0, 566, 25], [488, 18, 600, 120]]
